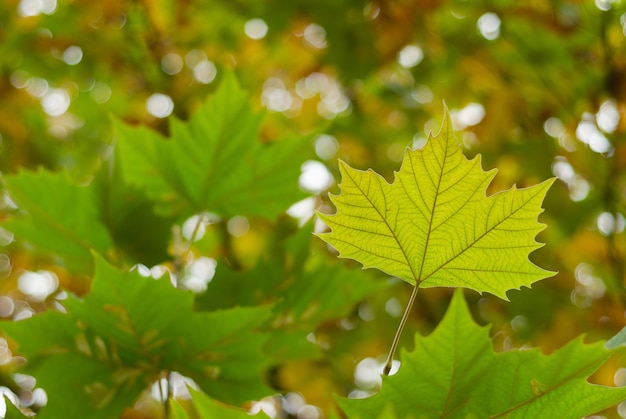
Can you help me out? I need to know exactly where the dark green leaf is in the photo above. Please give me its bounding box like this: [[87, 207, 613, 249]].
[[339, 290, 626, 419], [2, 165, 174, 273], [2, 255, 272, 418]]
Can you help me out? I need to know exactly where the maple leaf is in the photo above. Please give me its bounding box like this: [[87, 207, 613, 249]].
[[115, 72, 310, 220], [316, 110, 555, 299], [339, 290, 626, 419], [1, 255, 271, 418]]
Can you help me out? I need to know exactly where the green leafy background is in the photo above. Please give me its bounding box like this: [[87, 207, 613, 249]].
[[1, 0, 626, 418]]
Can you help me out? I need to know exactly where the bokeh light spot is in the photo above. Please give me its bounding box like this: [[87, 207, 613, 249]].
[[18, 0, 57, 17], [193, 60, 217, 84], [478, 12, 501, 40], [299, 160, 334, 193], [146, 93, 174, 118], [615, 368, 626, 386], [453, 103, 485, 129], [314, 134, 339, 160], [384, 297, 402, 317], [303, 24, 327, 48], [227, 216, 250, 237], [0, 296, 14, 318], [41, 88, 70, 116], [249, 397, 278, 417], [552, 157, 575, 183], [91, 82, 112, 103], [354, 357, 400, 389], [161, 53, 184, 75], [297, 404, 322, 419], [576, 113, 612, 154], [183, 257, 217, 293], [568, 177, 590, 202], [26, 77, 49, 98], [62, 46, 83, 65], [262, 78, 293, 112], [412, 85, 433, 104], [287, 197, 316, 226], [596, 99, 619, 133], [17, 270, 58, 302], [182, 216, 206, 242], [244, 18, 268, 40], [595, 0, 615, 11], [544, 117, 565, 138], [596, 212, 625, 236], [412, 134, 427, 150], [397, 45, 424, 68], [0, 228, 14, 246]]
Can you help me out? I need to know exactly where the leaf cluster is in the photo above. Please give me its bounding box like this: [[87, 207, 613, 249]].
[[1, 72, 626, 419]]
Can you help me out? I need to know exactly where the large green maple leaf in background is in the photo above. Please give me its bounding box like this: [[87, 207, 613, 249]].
[[339, 290, 626, 419], [317, 110, 555, 299], [115, 72, 310, 220], [1, 256, 271, 418]]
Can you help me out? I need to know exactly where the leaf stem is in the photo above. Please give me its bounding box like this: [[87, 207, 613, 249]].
[[159, 371, 170, 419], [383, 284, 419, 375]]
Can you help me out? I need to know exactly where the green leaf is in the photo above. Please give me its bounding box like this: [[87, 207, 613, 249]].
[[93, 157, 175, 266], [1, 255, 272, 418], [2, 170, 114, 273], [339, 290, 626, 419], [115, 72, 310, 220], [316, 110, 555, 299], [195, 222, 385, 359], [170, 388, 270, 419], [2, 165, 174, 273]]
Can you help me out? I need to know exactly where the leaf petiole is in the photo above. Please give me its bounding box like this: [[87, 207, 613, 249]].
[[383, 284, 419, 375]]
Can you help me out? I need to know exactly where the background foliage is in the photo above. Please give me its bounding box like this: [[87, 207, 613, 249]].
[[2, 0, 626, 417]]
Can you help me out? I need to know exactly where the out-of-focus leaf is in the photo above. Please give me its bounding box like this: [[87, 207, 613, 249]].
[[116, 72, 310, 220], [339, 290, 626, 419], [196, 222, 385, 359], [2, 166, 174, 273], [93, 158, 174, 266], [1, 255, 272, 418], [2, 170, 113, 274], [169, 388, 270, 419], [317, 110, 555, 299]]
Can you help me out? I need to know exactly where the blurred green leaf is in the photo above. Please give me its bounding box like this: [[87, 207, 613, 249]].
[[1, 255, 272, 417], [2, 170, 114, 273], [2, 165, 174, 273], [170, 388, 270, 419], [93, 157, 174, 266], [196, 222, 385, 359], [115, 72, 310, 220], [339, 290, 626, 419]]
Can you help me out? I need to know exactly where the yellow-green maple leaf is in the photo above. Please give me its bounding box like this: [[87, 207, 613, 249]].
[[316, 111, 555, 299]]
